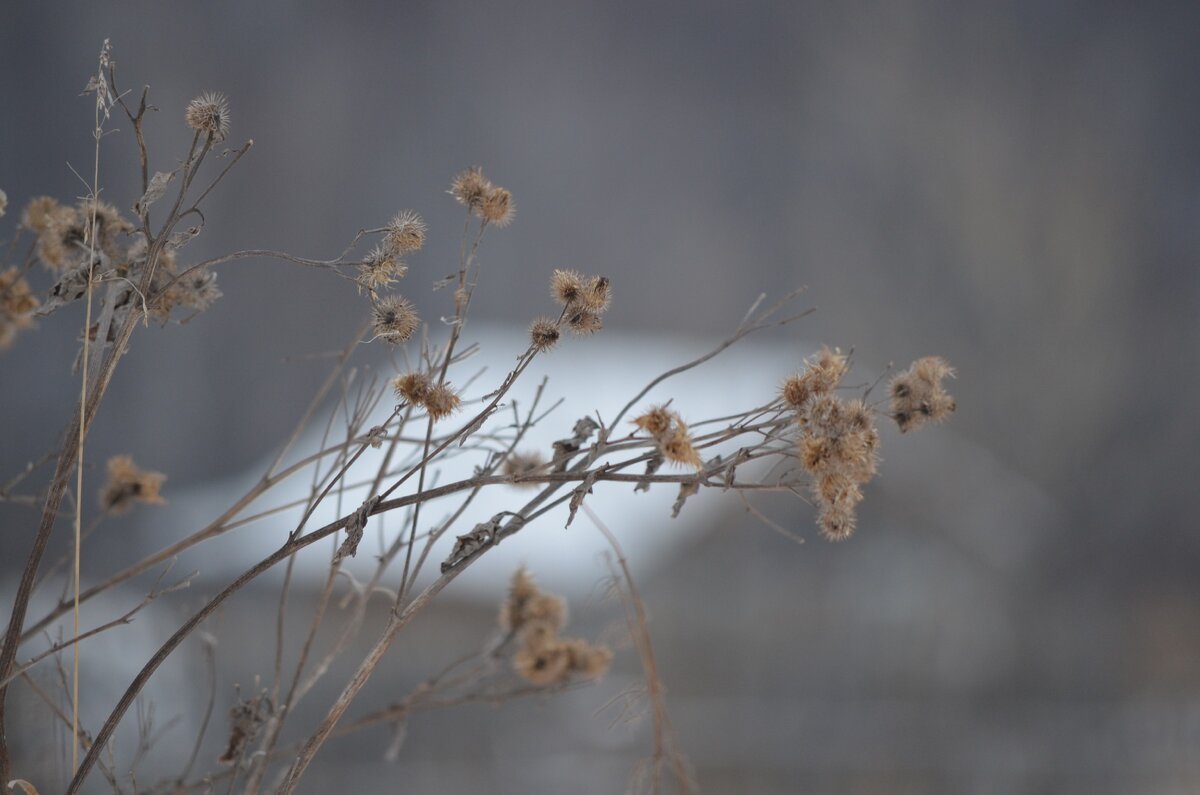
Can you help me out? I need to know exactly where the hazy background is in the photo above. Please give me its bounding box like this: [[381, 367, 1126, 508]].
[[3, 1, 1199, 792]]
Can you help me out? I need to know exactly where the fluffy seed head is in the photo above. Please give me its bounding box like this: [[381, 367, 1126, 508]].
[[174, 268, 222, 312], [99, 455, 166, 514], [392, 371, 432, 404], [423, 382, 462, 420], [818, 503, 857, 542], [185, 92, 230, 141], [890, 356, 957, 432], [579, 275, 611, 312], [480, 185, 515, 226], [79, 198, 134, 260], [564, 639, 613, 680], [371, 296, 419, 344], [450, 166, 489, 209], [0, 267, 39, 349], [567, 309, 603, 335], [500, 567, 541, 630], [517, 619, 558, 650], [780, 374, 812, 409], [633, 405, 673, 438], [514, 642, 572, 686], [384, 210, 427, 255], [33, 204, 85, 271], [529, 318, 561, 352], [661, 421, 703, 469], [503, 450, 547, 485], [550, 269, 586, 306], [522, 594, 568, 632], [358, 244, 407, 292], [782, 346, 849, 411], [21, 196, 60, 232]]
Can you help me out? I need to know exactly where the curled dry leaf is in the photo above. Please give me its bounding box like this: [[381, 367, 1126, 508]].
[[134, 170, 176, 215]]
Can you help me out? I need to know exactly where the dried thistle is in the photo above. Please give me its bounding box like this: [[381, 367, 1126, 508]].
[[634, 405, 702, 469], [99, 455, 166, 514], [358, 244, 408, 292], [579, 275, 611, 313], [502, 450, 548, 485], [815, 473, 863, 542], [780, 346, 848, 410], [216, 690, 270, 765], [503, 568, 611, 686], [890, 356, 957, 432], [172, 268, 222, 312], [392, 371, 432, 405], [185, 92, 231, 142], [499, 566, 540, 630], [450, 166, 489, 210], [33, 202, 84, 271], [563, 638, 613, 681], [633, 405, 673, 438], [499, 568, 566, 632], [423, 382, 462, 420], [479, 185, 515, 227], [796, 390, 880, 540], [21, 195, 60, 232], [660, 419, 702, 469], [78, 198, 134, 260], [566, 308, 603, 335], [0, 267, 39, 349], [371, 296, 419, 344], [513, 641, 572, 686], [550, 269, 586, 306], [0, 188, 6, 217], [384, 210, 427, 255], [528, 317, 561, 353]]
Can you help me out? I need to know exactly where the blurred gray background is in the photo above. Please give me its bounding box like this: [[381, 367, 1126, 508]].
[[3, 1, 1200, 793]]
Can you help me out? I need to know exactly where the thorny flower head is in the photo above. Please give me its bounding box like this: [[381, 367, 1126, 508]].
[[780, 346, 848, 410], [450, 166, 515, 226], [661, 419, 703, 469], [791, 366, 881, 541], [450, 166, 489, 210], [392, 371, 432, 405], [0, 267, 39, 349], [185, 92, 230, 142], [550, 269, 585, 306], [503, 450, 548, 486], [371, 295, 419, 344], [528, 317, 561, 353], [890, 356, 957, 433], [384, 210, 427, 255], [499, 567, 567, 633], [21, 196, 60, 233], [566, 308, 603, 335], [480, 185, 515, 226], [550, 269, 611, 335], [99, 455, 166, 514], [501, 568, 612, 686], [423, 382, 462, 421], [29, 197, 132, 271], [632, 404, 673, 438], [579, 276, 611, 313], [633, 405, 702, 469], [392, 371, 459, 421], [358, 244, 408, 292]]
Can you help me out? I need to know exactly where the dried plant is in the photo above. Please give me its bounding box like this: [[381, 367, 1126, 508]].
[[0, 45, 957, 794]]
